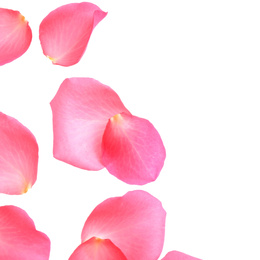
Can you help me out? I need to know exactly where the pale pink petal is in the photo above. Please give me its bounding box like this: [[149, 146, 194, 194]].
[[81, 190, 166, 260], [69, 237, 127, 260], [0, 8, 32, 66], [39, 2, 107, 66], [0, 205, 50, 260], [0, 112, 38, 195], [50, 78, 130, 170], [101, 112, 166, 184], [161, 251, 202, 260]]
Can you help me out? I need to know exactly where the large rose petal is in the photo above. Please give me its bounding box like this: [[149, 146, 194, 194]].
[[81, 190, 166, 260], [102, 113, 166, 184], [161, 251, 202, 260], [0, 112, 38, 195], [39, 2, 107, 66], [69, 237, 127, 260], [0, 8, 32, 66], [50, 78, 130, 170], [0, 205, 50, 260]]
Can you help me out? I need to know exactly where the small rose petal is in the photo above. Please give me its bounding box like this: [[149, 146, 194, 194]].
[[102, 112, 166, 184], [39, 2, 107, 66], [50, 78, 130, 170], [0, 112, 38, 195], [69, 237, 127, 260], [81, 190, 166, 260], [161, 251, 202, 260], [0, 8, 32, 66], [0, 205, 50, 260]]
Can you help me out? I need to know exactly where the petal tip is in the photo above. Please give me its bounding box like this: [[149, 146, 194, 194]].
[[21, 183, 32, 194], [20, 14, 25, 21], [110, 113, 123, 124], [47, 55, 57, 64]]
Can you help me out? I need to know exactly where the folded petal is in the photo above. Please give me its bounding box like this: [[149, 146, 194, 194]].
[[161, 251, 202, 260], [0, 8, 32, 66], [50, 78, 130, 170], [81, 190, 166, 260], [69, 237, 127, 260], [39, 2, 107, 66], [0, 205, 50, 260], [102, 113, 166, 184], [0, 112, 38, 195]]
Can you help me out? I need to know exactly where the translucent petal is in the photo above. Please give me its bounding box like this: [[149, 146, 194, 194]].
[[0, 8, 32, 66], [39, 2, 107, 66], [102, 113, 166, 184], [69, 237, 127, 260], [50, 78, 130, 170], [161, 251, 202, 260], [0, 205, 50, 260], [0, 112, 38, 195], [81, 190, 166, 260]]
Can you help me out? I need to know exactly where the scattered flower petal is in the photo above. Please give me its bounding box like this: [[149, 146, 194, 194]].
[[102, 112, 166, 184], [0, 205, 50, 260], [0, 8, 32, 66], [39, 2, 107, 66], [0, 112, 38, 195], [69, 237, 127, 260], [51, 77, 165, 184], [50, 78, 130, 170], [161, 251, 202, 260], [81, 190, 166, 260]]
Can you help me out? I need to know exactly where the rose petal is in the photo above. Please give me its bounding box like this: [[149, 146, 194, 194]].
[[161, 251, 202, 260], [39, 2, 107, 66], [0, 205, 50, 260], [69, 237, 127, 260], [0, 8, 32, 66], [50, 78, 130, 170], [102, 112, 166, 184], [81, 190, 166, 260], [0, 112, 38, 195]]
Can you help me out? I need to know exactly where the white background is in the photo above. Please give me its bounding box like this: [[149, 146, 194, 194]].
[[1, 0, 260, 259]]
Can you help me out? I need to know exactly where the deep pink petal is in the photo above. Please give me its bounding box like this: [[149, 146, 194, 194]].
[[0, 8, 32, 66], [50, 78, 130, 170], [81, 190, 166, 260], [102, 112, 166, 184], [0, 205, 50, 260], [0, 112, 38, 195], [39, 2, 107, 66], [161, 251, 202, 260], [69, 237, 127, 260]]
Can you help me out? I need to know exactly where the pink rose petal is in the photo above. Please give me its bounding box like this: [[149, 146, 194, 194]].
[[0, 8, 32, 66], [0, 112, 38, 195], [81, 190, 166, 260], [0, 205, 50, 260], [161, 251, 202, 260], [69, 237, 127, 260], [50, 78, 130, 170], [39, 2, 107, 66], [102, 112, 166, 184]]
